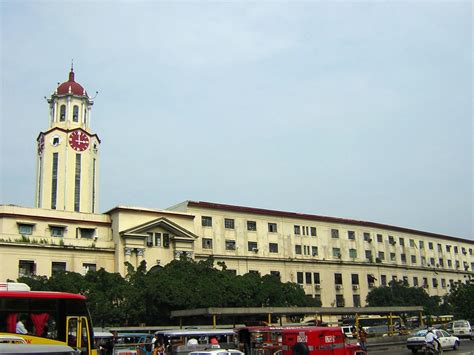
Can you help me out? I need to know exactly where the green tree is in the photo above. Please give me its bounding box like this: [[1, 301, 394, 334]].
[[446, 280, 474, 321]]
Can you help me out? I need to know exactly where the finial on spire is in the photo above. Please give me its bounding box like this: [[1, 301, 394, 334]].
[[69, 59, 75, 82]]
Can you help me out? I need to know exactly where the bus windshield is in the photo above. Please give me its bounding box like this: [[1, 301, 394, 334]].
[[0, 283, 95, 355]]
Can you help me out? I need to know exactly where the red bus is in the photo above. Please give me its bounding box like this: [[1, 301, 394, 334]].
[[0, 282, 96, 354]]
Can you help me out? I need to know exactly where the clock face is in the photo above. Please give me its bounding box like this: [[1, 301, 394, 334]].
[[38, 134, 45, 155], [69, 130, 90, 152]]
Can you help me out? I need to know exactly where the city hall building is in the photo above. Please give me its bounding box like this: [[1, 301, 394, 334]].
[[1, 69, 473, 308]]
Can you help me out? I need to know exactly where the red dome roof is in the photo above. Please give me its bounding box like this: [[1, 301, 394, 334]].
[[56, 69, 87, 96]]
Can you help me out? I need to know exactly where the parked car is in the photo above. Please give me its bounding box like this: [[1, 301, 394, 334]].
[[406, 329, 460, 354], [0, 335, 27, 344], [341, 326, 356, 338], [189, 349, 244, 355], [446, 320, 472, 339]]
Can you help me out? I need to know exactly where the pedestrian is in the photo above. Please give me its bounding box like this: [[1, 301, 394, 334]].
[[358, 327, 368, 353]]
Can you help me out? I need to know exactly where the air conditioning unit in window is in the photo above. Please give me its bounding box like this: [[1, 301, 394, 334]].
[[352, 285, 359, 290], [252, 248, 259, 253], [367, 238, 372, 243], [389, 241, 396, 246], [314, 284, 321, 290], [335, 284, 342, 290], [368, 283, 375, 288], [312, 252, 317, 257]]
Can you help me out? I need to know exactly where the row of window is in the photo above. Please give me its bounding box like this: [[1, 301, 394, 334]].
[[146, 232, 170, 248], [296, 271, 462, 290], [17, 224, 96, 239], [201, 217, 473, 256], [18, 260, 96, 277], [55, 104, 87, 124]]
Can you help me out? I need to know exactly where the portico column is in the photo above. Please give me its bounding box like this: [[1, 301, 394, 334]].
[[137, 248, 145, 264], [124, 247, 132, 264]]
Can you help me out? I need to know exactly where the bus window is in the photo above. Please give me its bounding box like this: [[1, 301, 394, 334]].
[[67, 317, 79, 348], [80, 317, 90, 355]]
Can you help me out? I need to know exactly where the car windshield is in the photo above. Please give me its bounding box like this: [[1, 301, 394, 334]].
[[412, 330, 428, 337], [453, 321, 469, 327]]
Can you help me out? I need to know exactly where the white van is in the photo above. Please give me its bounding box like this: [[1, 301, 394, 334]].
[[446, 320, 472, 339]]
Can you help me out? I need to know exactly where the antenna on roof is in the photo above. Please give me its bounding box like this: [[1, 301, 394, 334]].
[[71, 58, 74, 71]]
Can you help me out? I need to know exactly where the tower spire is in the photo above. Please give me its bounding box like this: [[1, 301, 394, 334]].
[[69, 59, 75, 82]]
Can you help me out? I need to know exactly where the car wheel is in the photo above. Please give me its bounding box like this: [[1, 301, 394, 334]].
[[453, 341, 459, 350]]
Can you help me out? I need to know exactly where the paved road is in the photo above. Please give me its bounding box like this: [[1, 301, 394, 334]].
[[369, 339, 474, 355]]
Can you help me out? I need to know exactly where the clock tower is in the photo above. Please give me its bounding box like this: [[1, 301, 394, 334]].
[[36, 66, 100, 213]]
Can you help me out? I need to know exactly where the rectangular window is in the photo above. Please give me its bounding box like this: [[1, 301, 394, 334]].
[[155, 233, 162, 247], [146, 233, 153, 248], [411, 255, 417, 264], [74, 154, 81, 212], [270, 271, 280, 278], [446, 245, 451, 252], [305, 272, 312, 284], [413, 277, 419, 287], [348, 231, 355, 240], [50, 226, 65, 238], [202, 238, 212, 249], [430, 257, 435, 265], [351, 274, 359, 285], [410, 239, 415, 247], [334, 273, 343, 285], [381, 275, 387, 286], [388, 235, 395, 244], [454, 246, 458, 254], [377, 234, 383, 242], [311, 246, 318, 256], [332, 248, 341, 258], [79, 228, 95, 239], [248, 241, 258, 252], [336, 295, 345, 307], [51, 152, 58, 209], [295, 245, 302, 255], [367, 274, 376, 286], [423, 277, 428, 288], [224, 218, 235, 229], [438, 243, 443, 252], [294, 225, 301, 235], [455, 260, 460, 268], [52, 261, 66, 274], [313, 272, 320, 284], [331, 229, 339, 238], [163, 233, 170, 248], [201, 216, 212, 227], [353, 295, 361, 308], [390, 252, 396, 261], [377, 251, 385, 261], [399, 237, 405, 246], [83, 263, 96, 274], [419, 241, 424, 249], [401, 253, 407, 263], [269, 243, 279, 253], [18, 223, 34, 235], [447, 259, 452, 268], [225, 240, 236, 250], [432, 278, 438, 288], [428, 242, 433, 250], [365, 250, 372, 261], [247, 221, 257, 231], [268, 223, 278, 233], [439, 258, 444, 267], [310, 227, 317, 236], [421, 256, 426, 265], [441, 279, 446, 288], [462, 247, 466, 255], [363, 232, 371, 241], [349, 248, 357, 258], [296, 272, 303, 284], [19, 260, 36, 277]]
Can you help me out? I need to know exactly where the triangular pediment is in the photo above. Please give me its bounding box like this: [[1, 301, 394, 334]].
[[120, 217, 198, 241]]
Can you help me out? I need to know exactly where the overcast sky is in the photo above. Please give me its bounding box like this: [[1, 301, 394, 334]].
[[1, 1, 472, 240]]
